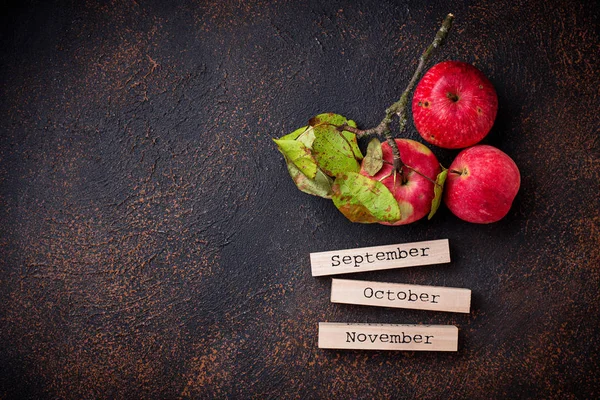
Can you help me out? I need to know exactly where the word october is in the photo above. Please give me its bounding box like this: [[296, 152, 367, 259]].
[[331, 279, 472, 313], [310, 239, 451, 276]]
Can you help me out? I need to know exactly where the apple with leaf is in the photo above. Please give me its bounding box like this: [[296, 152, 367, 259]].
[[273, 13, 520, 225]]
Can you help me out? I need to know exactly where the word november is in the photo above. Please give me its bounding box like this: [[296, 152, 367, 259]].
[[318, 322, 458, 351], [331, 279, 471, 313], [310, 239, 450, 276], [345, 331, 433, 344]]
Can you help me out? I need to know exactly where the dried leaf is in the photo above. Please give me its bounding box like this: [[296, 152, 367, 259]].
[[363, 138, 384, 176]]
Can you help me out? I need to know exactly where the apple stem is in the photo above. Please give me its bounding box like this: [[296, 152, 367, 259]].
[[387, 137, 408, 184], [341, 13, 454, 173], [447, 92, 459, 102], [405, 164, 439, 186]]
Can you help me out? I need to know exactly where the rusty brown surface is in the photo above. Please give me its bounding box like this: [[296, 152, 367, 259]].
[[0, 0, 598, 398]]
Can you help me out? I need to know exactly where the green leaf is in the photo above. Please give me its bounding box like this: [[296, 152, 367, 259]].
[[340, 129, 363, 161], [332, 172, 401, 223], [363, 138, 384, 176], [312, 124, 361, 177], [428, 167, 448, 220], [280, 125, 308, 141], [285, 157, 334, 198], [309, 113, 362, 160], [296, 127, 316, 148], [279, 125, 316, 149], [273, 138, 318, 179], [309, 113, 352, 127], [273, 113, 363, 200]]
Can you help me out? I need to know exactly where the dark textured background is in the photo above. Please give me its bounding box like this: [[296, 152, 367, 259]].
[[1, 0, 598, 398]]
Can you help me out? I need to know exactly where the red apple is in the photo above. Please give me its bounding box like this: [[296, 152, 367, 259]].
[[412, 61, 498, 149], [360, 139, 441, 225], [444, 145, 520, 223]]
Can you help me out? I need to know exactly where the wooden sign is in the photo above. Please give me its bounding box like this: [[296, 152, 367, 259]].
[[310, 239, 450, 277], [318, 322, 458, 351], [331, 279, 471, 313]]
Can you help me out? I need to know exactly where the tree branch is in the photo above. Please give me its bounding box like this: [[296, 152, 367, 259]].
[[388, 13, 454, 135], [342, 13, 454, 171]]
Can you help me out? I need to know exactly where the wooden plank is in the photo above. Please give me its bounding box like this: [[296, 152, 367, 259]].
[[330, 279, 471, 313], [318, 322, 458, 351], [310, 239, 450, 277]]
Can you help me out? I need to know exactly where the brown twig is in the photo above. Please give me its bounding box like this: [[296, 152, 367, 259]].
[[341, 13, 454, 175]]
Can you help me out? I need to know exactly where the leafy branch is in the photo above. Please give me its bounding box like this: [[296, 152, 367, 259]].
[[273, 14, 456, 224]]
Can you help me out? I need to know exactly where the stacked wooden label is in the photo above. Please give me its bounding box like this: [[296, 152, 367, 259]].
[[311, 239, 469, 351]]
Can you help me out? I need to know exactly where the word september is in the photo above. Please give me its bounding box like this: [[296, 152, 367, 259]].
[[331, 246, 430, 269], [310, 239, 450, 276]]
